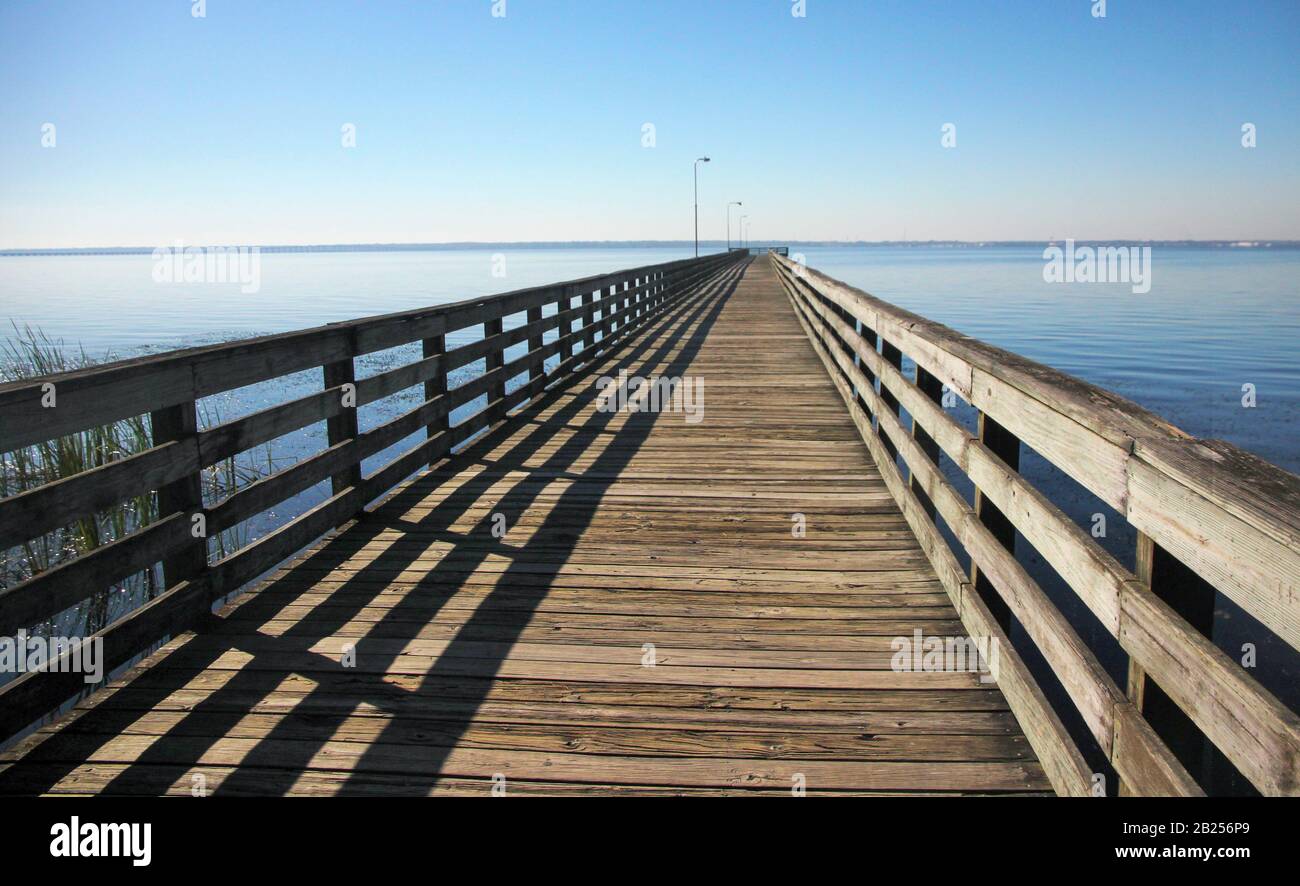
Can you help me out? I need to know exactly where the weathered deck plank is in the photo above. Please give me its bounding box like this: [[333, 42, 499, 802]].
[[0, 257, 1049, 795]]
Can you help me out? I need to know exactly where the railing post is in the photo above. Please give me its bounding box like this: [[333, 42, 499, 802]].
[[971, 412, 1018, 632], [561, 285, 577, 360], [831, 301, 856, 362], [856, 323, 878, 421], [877, 340, 903, 460], [911, 366, 945, 519], [323, 354, 362, 495], [554, 285, 570, 360], [485, 314, 505, 408], [423, 332, 449, 462], [602, 283, 616, 343], [150, 401, 207, 587], [582, 289, 596, 355], [1123, 531, 1216, 786], [527, 303, 545, 383]]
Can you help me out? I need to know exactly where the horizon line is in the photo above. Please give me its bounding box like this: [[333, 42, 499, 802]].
[[4, 238, 1299, 257]]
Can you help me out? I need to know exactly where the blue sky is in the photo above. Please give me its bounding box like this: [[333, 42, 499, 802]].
[[1, 0, 1297, 247]]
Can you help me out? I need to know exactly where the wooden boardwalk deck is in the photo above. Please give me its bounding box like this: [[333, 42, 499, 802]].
[[0, 257, 1051, 795]]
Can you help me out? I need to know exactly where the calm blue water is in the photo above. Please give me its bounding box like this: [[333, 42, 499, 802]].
[[3, 244, 1296, 791], [0, 247, 691, 354], [795, 245, 1300, 474], [4, 245, 1294, 471]]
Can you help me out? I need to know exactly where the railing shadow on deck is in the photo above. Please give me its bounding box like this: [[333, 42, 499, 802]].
[[0, 258, 747, 796]]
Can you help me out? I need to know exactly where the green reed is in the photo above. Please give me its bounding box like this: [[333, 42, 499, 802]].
[[1, 324, 268, 637]]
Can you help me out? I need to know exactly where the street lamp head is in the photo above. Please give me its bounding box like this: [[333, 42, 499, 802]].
[[698, 156, 710, 163]]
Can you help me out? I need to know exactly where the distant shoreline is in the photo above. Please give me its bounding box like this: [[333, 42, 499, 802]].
[[2, 239, 1297, 257]]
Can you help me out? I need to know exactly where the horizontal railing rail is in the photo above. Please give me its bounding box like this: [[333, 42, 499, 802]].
[[0, 249, 748, 741], [771, 251, 1300, 797]]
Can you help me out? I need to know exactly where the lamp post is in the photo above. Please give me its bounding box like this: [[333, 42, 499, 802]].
[[694, 157, 710, 257], [727, 201, 743, 251]]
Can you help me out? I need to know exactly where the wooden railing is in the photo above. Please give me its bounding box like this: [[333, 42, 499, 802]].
[[0, 250, 746, 741], [771, 252, 1300, 797]]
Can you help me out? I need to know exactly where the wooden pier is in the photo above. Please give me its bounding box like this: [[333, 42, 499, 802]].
[[0, 252, 1296, 795]]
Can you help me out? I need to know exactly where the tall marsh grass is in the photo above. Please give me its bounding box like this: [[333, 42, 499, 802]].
[[1, 324, 268, 638]]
